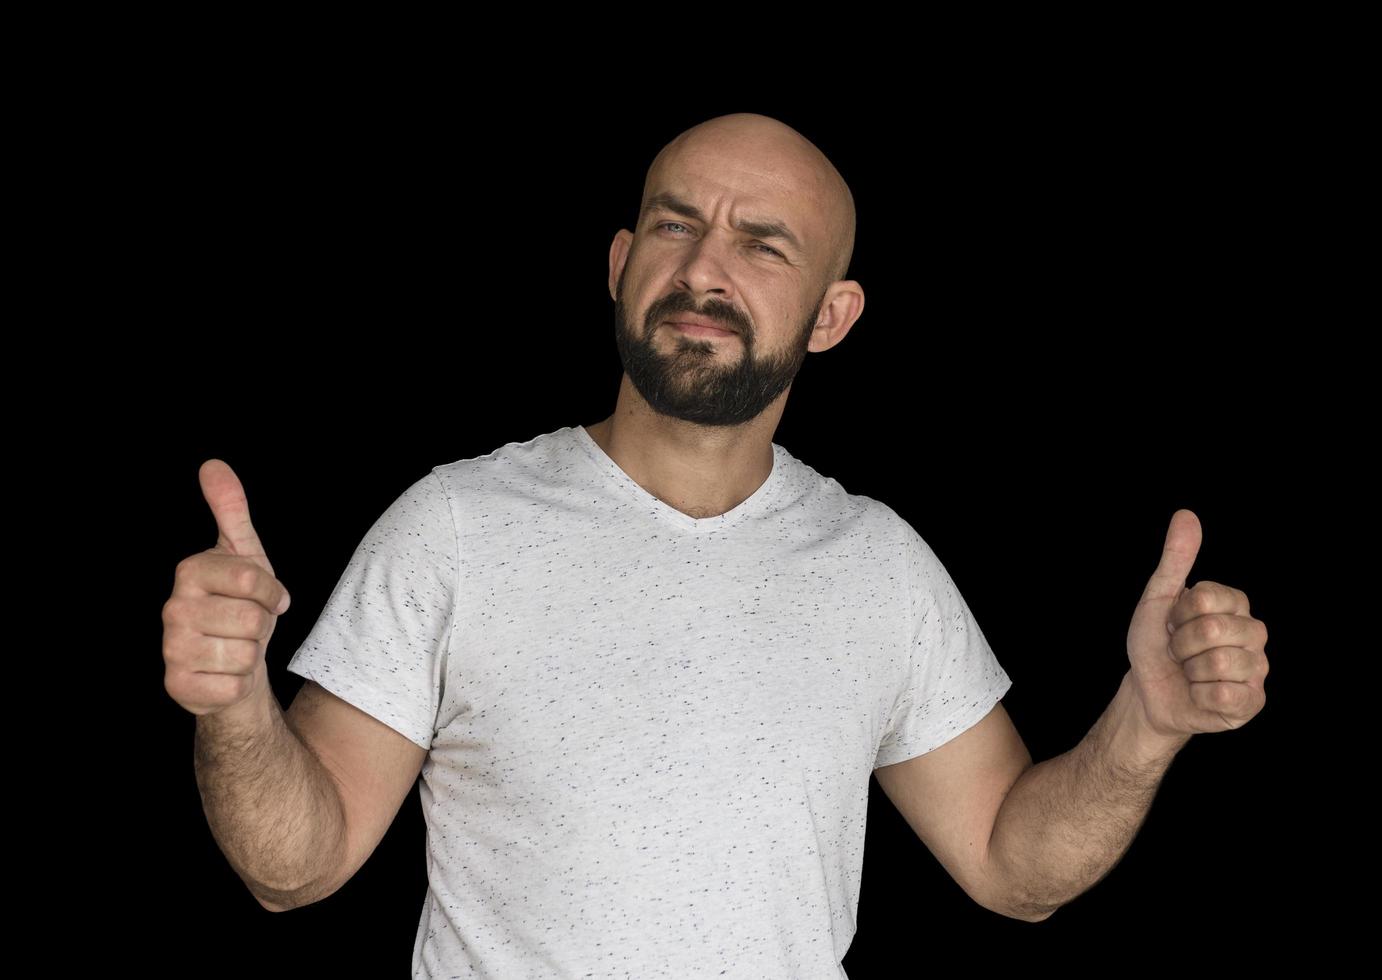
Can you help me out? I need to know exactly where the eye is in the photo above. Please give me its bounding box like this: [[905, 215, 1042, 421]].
[[657, 222, 783, 258]]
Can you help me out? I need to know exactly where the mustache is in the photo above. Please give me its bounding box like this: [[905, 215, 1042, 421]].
[[654, 304, 747, 335]]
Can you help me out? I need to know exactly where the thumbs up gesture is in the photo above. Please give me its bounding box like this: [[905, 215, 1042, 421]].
[[161, 460, 295, 718], [1124, 509, 1270, 740]]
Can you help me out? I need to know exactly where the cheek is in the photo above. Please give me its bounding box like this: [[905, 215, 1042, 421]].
[[622, 254, 664, 297]]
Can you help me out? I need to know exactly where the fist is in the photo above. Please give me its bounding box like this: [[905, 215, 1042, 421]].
[[161, 459, 294, 717], [1126, 509, 1270, 739]]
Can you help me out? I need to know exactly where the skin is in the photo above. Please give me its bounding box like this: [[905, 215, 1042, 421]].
[[585, 112, 865, 520], [583, 118, 1274, 923]]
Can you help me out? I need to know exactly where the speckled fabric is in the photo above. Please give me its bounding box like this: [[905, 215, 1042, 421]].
[[286, 424, 1012, 979]]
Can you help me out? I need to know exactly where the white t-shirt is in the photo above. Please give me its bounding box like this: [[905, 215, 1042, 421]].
[[286, 424, 1012, 979]]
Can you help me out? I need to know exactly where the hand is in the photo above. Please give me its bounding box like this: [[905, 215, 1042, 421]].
[[1124, 509, 1270, 739], [161, 459, 294, 717]]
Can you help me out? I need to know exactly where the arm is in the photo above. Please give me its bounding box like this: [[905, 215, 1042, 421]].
[[983, 670, 1190, 921], [880, 512, 1267, 924], [987, 509, 1271, 920], [193, 683, 349, 912]]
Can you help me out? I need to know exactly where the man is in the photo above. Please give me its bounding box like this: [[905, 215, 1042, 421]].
[[172, 112, 1270, 977]]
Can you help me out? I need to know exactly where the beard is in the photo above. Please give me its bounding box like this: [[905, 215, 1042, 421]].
[[612, 265, 826, 428]]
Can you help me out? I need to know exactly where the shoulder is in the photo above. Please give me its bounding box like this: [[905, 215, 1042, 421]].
[[423, 426, 593, 519], [431, 426, 573, 492], [773, 445, 919, 562]]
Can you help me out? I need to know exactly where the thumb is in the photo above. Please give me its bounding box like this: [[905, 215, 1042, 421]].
[[198, 459, 274, 569], [1139, 508, 1203, 605]]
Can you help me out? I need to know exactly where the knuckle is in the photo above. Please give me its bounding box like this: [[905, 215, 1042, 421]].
[[235, 563, 260, 595], [219, 637, 241, 671], [180, 551, 211, 581], [201, 635, 224, 671], [241, 602, 267, 633], [237, 638, 263, 672]]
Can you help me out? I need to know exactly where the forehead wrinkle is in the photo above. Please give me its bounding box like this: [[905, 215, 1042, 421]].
[[640, 113, 854, 282], [641, 190, 805, 256]]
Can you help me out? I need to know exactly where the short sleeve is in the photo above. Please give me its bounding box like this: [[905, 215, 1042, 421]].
[[874, 527, 1012, 769], [284, 469, 458, 752]]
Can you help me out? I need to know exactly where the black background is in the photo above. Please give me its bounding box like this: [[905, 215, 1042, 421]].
[[86, 43, 1362, 978]]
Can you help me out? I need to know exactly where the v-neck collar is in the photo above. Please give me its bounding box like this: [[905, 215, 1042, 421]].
[[569, 424, 786, 534]]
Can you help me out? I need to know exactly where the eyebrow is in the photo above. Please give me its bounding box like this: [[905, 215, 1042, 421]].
[[641, 191, 804, 255]]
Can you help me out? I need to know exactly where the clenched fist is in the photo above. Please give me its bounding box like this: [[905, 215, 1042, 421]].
[[162, 459, 294, 718]]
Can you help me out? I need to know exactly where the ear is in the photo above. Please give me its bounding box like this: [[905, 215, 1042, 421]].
[[609, 230, 634, 302], [806, 280, 866, 354]]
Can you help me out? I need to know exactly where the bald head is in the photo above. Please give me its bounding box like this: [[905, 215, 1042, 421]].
[[640, 113, 856, 288]]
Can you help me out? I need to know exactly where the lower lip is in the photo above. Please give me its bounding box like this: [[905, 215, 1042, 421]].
[[671, 322, 735, 338]]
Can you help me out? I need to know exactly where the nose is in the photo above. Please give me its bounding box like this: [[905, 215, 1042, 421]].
[[673, 230, 739, 298]]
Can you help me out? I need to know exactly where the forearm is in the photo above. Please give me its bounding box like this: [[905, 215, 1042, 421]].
[[193, 684, 347, 911], [986, 670, 1191, 921]]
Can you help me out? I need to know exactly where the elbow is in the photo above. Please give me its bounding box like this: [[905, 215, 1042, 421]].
[[977, 884, 1058, 923], [974, 867, 1057, 923], [978, 860, 1058, 922], [253, 889, 287, 912], [252, 871, 343, 913], [1001, 897, 1059, 923], [252, 883, 311, 913]]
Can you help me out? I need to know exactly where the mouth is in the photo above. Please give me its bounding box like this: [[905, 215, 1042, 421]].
[[666, 318, 736, 338]]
